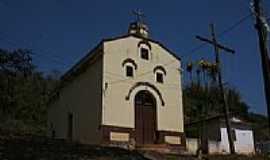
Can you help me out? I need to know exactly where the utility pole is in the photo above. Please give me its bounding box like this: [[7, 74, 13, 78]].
[[196, 24, 236, 154], [253, 0, 270, 134]]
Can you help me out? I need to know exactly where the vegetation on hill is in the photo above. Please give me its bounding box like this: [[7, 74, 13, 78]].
[[0, 48, 59, 135], [183, 83, 249, 123]]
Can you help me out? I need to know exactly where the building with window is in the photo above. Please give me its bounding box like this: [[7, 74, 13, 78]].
[[48, 20, 185, 153], [185, 116, 255, 155]]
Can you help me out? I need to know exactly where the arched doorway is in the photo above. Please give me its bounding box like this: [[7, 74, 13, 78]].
[[135, 90, 157, 145]]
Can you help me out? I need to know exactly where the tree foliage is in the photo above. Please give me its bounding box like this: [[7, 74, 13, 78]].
[[0, 49, 59, 135], [183, 83, 249, 123], [246, 112, 269, 141]]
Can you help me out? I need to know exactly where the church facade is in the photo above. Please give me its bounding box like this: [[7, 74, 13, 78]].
[[48, 21, 186, 151]]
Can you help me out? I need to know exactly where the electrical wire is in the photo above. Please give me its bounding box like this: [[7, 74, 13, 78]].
[[108, 14, 253, 85], [181, 13, 253, 59], [0, 12, 253, 78]]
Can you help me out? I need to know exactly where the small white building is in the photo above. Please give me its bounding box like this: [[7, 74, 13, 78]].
[[186, 116, 255, 155]]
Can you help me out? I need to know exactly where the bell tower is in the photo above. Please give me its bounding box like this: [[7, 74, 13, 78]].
[[128, 10, 149, 38]]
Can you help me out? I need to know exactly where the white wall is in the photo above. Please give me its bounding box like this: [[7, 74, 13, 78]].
[[48, 52, 103, 144], [217, 128, 231, 154], [187, 128, 255, 155], [186, 138, 199, 155], [211, 128, 255, 155], [102, 36, 184, 133], [234, 129, 255, 154]]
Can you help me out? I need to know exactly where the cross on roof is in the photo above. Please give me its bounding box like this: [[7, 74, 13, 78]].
[[132, 9, 145, 23]]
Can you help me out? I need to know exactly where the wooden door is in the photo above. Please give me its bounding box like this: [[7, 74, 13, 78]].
[[135, 90, 156, 145]]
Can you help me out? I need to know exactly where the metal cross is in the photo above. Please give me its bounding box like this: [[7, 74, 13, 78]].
[[132, 9, 145, 23]]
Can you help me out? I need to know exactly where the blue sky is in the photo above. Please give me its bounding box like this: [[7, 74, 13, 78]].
[[0, 0, 269, 114]]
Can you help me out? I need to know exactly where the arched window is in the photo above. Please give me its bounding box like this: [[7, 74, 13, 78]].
[[122, 58, 137, 69], [138, 40, 151, 61], [138, 40, 152, 50], [140, 48, 149, 60], [156, 72, 164, 83], [122, 58, 137, 78], [153, 65, 166, 83], [126, 65, 134, 77]]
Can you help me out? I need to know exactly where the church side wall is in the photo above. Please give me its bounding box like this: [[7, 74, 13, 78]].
[[102, 37, 184, 146], [48, 53, 103, 145]]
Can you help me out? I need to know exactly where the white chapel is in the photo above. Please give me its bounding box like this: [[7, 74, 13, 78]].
[[48, 18, 185, 152]]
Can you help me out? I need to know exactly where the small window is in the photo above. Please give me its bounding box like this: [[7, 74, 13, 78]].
[[140, 48, 149, 60], [126, 66, 134, 77], [156, 72, 163, 83]]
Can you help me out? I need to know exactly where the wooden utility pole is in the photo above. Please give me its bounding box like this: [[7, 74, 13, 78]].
[[196, 24, 236, 154], [253, 0, 270, 134]]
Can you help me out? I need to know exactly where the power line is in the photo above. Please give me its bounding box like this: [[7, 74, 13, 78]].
[[108, 13, 253, 85], [218, 13, 253, 37], [0, 11, 253, 76], [181, 13, 253, 59], [108, 60, 180, 85]]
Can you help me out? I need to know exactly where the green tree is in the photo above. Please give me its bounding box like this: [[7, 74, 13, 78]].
[[0, 48, 59, 135], [183, 83, 249, 123]]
